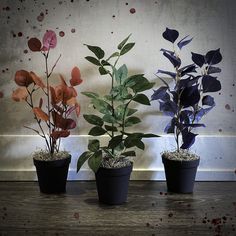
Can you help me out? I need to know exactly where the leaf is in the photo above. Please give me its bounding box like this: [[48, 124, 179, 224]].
[[85, 44, 105, 59], [77, 151, 92, 172], [14, 70, 33, 87], [12, 87, 28, 102], [99, 66, 108, 75], [108, 135, 123, 149], [65, 118, 76, 129], [50, 130, 70, 139], [163, 51, 181, 68], [28, 37, 42, 52], [88, 150, 102, 173], [30, 71, 46, 88], [104, 125, 117, 132], [89, 126, 107, 136], [207, 66, 221, 74], [124, 137, 145, 150], [151, 86, 169, 101], [107, 52, 120, 60], [202, 75, 221, 93], [42, 30, 57, 50], [180, 130, 197, 149], [156, 69, 176, 79], [88, 139, 100, 152], [91, 98, 113, 114], [126, 108, 138, 116], [133, 94, 150, 105], [179, 64, 196, 77], [177, 35, 193, 50], [83, 114, 104, 126], [33, 107, 49, 121], [75, 103, 81, 117], [202, 95, 215, 106], [70, 66, 83, 86], [205, 48, 222, 65], [121, 151, 136, 157], [180, 85, 200, 107], [39, 98, 43, 108], [159, 100, 177, 117], [85, 56, 101, 66], [120, 43, 135, 55], [118, 34, 132, 50], [164, 118, 175, 134], [124, 116, 141, 127], [82, 91, 99, 98], [162, 28, 179, 43], [191, 52, 205, 67], [103, 114, 116, 123], [115, 64, 128, 84]]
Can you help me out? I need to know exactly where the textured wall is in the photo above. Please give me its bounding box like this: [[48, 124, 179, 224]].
[[0, 0, 235, 180]]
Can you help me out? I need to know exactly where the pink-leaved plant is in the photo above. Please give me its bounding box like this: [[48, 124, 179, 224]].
[[12, 30, 82, 156]]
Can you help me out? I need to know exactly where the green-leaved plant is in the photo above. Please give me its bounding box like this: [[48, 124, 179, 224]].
[[77, 35, 159, 173]]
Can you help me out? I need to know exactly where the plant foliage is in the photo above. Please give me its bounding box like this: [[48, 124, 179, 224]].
[[77, 35, 159, 173], [152, 27, 222, 151], [12, 30, 82, 157]]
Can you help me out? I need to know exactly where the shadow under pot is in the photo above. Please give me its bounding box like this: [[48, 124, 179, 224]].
[[95, 164, 133, 205], [162, 155, 200, 193], [33, 155, 71, 194]]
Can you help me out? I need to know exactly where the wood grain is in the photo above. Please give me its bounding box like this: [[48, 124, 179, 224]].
[[0, 181, 235, 235]]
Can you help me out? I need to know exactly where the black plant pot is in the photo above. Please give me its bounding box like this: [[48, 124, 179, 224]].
[[162, 156, 200, 193], [33, 155, 71, 194], [95, 164, 133, 205]]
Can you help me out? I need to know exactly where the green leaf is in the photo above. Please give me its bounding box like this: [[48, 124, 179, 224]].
[[108, 135, 123, 149], [118, 34, 132, 50], [88, 150, 102, 173], [91, 98, 113, 115], [89, 126, 107, 136], [124, 116, 141, 127], [114, 104, 126, 121], [85, 44, 105, 59], [132, 82, 155, 93], [85, 56, 101, 66], [101, 60, 111, 66], [99, 66, 109, 75], [124, 137, 145, 150], [83, 114, 104, 126], [88, 139, 100, 152], [77, 151, 92, 172], [126, 108, 138, 116], [115, 64, 128, 84], [133, 94, 151, 105], [107, 52, 120, 61], [141, 133, 160, 138], [121, 151, 136, 157], [103, 114, 116, 123], [120, 43, 135, 55], [104, 125, 118, 132], [82, 91, 99, 99]]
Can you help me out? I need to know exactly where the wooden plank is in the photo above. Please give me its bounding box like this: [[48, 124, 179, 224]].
[[0, 181, 235, 235]]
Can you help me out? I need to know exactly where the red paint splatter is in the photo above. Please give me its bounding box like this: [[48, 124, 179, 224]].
[[71, 28, 75, 33], [74, 212, 79, 219], [233, 84, 235, 86], [37, 12, 44, 22], [18, 32, 23, 37], [126, 2, 128, 5], [218, 129, 222, 132], [2, 70, 5, 73], [159, 191, 163, 195], [225, 104, 231, 110], [130, 8, 136, 14], [146, 222, 150, 227], [0, 91, 4, 98], [168, 213, 173, 217], [5, 6, 10, 11], [59, 31, 65, 37], [112, 15, 115, 18], [24, 49, 28, 54]]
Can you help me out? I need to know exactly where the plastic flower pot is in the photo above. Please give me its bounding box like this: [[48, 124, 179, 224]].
[[33, 155, 71, 194], [162, 155, 200, 193], [95, 164, 133, 205]]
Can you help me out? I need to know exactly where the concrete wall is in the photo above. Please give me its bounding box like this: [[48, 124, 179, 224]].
[[0, 0, 235, 180]]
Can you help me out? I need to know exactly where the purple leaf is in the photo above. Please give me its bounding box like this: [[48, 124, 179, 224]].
[[191, 52, 205, 67], [42, 30, 57, 51], [180, 85, 200, 107], [179, 64, 196, 77], [195, 107, 214, 122], [162, 28, 179, 43], [151, 86, 170, 101], [156, 69, 176, 79], [207, 66, 221, 74], [159, 100, 177, 117], [181, 130, 197, 149], [163, 52, 181, 68], [177, 35, 193, 50], [160, 48, 174, 55], [164, 118, 176, 133], [205, 49, 222, 65], [202, 95, 215, 106], [65, 118, 76, 129], [202, 75, 221, 93]]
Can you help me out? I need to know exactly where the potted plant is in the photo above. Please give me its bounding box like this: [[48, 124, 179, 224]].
[[77, 35, 159, 204], [12, 30, 82, 193], [151, 28, 222, 193]]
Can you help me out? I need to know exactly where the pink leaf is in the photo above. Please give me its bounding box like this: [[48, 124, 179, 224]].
[[12, 87, 28, 102], [30, 71, 46, 88], [66, 105, 76, 116], [70, 66, 82, 86], [28, 37, 42, 52], [33, 107, 49, 121], [42, 30, 57, 51], [15, 70, 33, 87], [75, 103, 81, 117], [51, 130, 70, 139], [65, 118, 76, 129], [39, 98, 43, 108]]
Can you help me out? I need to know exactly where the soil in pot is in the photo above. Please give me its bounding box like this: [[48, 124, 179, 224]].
[[162, 150, 200, 193], [95, 163, 133, 205], [33, 151, 71, 194]]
